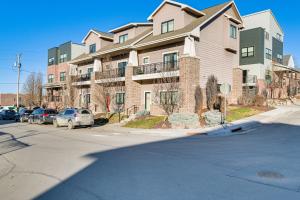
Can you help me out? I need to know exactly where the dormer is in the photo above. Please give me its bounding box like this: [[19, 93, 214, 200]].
[[148, 0, 205, 36], [82, 29, 113, 54], [109, 23, 153, 44]]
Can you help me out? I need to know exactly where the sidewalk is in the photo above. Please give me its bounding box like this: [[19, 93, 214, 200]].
[[92, 105, 300, 138]]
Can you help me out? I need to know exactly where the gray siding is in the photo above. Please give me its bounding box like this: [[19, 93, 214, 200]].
[[48, 47, 58, 66], [59, 42, 72, 62], [240, 27, 265, 65], [272, 37, 283, 64]]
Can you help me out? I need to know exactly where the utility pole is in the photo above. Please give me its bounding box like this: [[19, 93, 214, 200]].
[[15, 54, 22, 111]]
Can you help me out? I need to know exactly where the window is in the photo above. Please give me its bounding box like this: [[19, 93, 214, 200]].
[[116, 93, 125, 105], [276, 33, 282, 41], [241, 47, 254, 57], [277, 54, 283, 63], [143, 57, 149, 65], [242, 70, 248, 84], [60, 72, 66, 81], [163, 52, 178, 68], [85, 94, 91, 104], [161, 20, 174, 34], [59, 53, 67, 63], [118, 61, 127, 76], [265, 31, 270, 40], [48, 74, 54, 83], [89, 44, 96, 53], [64, 109, 75, 115], [119, 34, 128, 44], [230, 24, 237, 39], [48, 57, 55, 65], [88, 68, 93, 76], [160, 91, 178, 105], [266, 48, 272, 60]]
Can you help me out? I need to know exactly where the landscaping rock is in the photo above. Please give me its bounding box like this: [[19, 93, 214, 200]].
[[204, 110, 222, 126], [168, 113, 200, 129]]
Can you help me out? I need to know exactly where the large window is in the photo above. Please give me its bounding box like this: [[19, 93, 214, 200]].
[[160, 91, 178, 105], [119, 34, 128, 44], [60, 72, 66, 81], [230, 24, 237, 39], [48, 74, 54, 83], [116, 93, 125, 105], [276, 33, 282, 41], [48, 57, 55, 65], [277, 54, 283, 63], [118, 61, 127, 76], [161, 20, 174, 34], [89, 44, 96, 53], [163, 52, 178, 68], [241, 47, 254, 58], [59, 53, 67, 63], [266, 48, 272, 60], [88, 68, 93, 75]]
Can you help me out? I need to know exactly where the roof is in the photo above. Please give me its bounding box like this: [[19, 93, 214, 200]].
[[109, 23, 153, 33], [136, 1, 233, 47], [243, 9, 284, 34], [147, 0, 206, 21], [283, 55, 292, 66], [82, 29, 113, 43], [69, 53, 93, 64]]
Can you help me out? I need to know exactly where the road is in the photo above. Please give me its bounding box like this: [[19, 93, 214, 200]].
[[0, 106, 300, 200]]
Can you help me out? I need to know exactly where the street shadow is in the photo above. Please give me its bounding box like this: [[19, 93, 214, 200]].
[[34, 122, 300, 200], [0, 131, 30, 155]]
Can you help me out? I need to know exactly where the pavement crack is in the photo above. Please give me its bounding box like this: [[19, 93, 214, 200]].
[[0, 155, 16, 180], [13, 170, 62, 182]]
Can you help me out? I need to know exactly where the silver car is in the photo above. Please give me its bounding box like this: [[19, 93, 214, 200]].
[[53, 108, 94, 129]]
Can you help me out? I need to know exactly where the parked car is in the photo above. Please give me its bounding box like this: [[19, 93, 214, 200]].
[[28, 108, 57, 124], [15, 109, 33, 122], [0, 110, 16, 120], [53, 108, 94, 129]]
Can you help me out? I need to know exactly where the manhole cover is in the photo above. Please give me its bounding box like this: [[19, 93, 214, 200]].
[[257, 170, 284, 179]]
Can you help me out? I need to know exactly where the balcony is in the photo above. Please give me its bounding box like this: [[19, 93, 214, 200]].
[[95, 68, 125, 84], [243, 75, 257, 86], [132, 61, 180, 81], [72, 74, 92, 86]]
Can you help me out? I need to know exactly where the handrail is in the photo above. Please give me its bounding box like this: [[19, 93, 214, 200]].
[[133, 61, 179, 75]]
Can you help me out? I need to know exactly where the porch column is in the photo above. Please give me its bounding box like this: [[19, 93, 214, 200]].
[[128, 50, 138, 66], [94, 58, 102, 72], [179, 56, 200, 113], [183, 36, 196, 57]]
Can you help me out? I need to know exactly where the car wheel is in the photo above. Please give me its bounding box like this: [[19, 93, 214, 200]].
[[68, 121, 74, 130], [28, 118, 32, 124], [20, 117, 24, 123], [53, 120, 59, 128]]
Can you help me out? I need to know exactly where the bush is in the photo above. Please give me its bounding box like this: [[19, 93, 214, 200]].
[[254, 95, 266, 107], [206, 75, 218, 110]]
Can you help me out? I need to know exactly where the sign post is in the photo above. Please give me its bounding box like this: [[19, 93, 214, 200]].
[[220, 83, 231, 124]]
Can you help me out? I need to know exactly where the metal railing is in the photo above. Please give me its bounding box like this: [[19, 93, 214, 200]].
[[95, 68, 125, 80], [126, 105, 138, 116], [243, 75, 257, 84], [74, 74, 91, 82], [133, 61, 179, 76]]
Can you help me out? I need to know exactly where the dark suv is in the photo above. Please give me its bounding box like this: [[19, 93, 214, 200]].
[[28, 108, 57, 124], [16, 109, 33, 122], [0, 110, 16, 120]]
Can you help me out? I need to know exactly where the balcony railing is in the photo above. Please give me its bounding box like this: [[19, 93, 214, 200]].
[[243, 75, 257, 84], [95, 68, 125, 80], [74, 74, 91, 82], [47, 96, 62, 102], [133, 61, 179, 76]]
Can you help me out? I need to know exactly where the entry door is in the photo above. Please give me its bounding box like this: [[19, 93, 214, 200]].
[[145, 92, 151, 111]]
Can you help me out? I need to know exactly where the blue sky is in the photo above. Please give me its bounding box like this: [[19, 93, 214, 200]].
[[0, 0, 299, 93]]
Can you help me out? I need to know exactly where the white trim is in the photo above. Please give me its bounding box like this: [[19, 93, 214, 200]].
[[82, 29, 113, 43], [162, 50, 179, 57], [147, 0, 205, 21], [109, 23, 153, 33], [144, 91, 152, 111]]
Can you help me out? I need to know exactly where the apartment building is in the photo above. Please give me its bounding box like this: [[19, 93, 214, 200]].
[[0, 93, 24, 106], [69, 0, 244, 115], [240, 10, 284, 91], [45, 41, 86, 108]]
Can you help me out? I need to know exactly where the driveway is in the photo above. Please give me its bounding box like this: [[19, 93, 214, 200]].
[[0, 106, 300, 200]]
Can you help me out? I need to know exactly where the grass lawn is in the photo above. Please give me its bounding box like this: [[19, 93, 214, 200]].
[[226, 106, 264, 122], [123, 116, 166, 129]]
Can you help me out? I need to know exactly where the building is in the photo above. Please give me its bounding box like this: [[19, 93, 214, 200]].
[[68, 0, 244, 115], [45, 41, 87, 109], [0, 93, 24, 106], [240, 10, 300, 97]]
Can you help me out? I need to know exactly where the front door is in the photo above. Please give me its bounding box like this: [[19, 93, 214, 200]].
[[144, 92, 151, 111]]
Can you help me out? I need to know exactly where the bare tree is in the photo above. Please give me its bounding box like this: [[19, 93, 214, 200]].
[[22, 72, 43, 108], [153, 71, 181, 116], [194, 86, 203, 116], [65, 75, 77, 108], [206, 75, 218, 110]]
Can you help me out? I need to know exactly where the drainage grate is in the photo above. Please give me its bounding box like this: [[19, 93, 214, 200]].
[[257, 170, 284, 179]]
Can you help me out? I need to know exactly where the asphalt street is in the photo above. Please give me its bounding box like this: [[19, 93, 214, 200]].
[[0, 107, 300, 200]]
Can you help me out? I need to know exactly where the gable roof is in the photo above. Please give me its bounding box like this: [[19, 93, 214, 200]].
[[147, 0, 206, 21], [82, 29, 113, 43], [109, 23, 153, 33], [136, 1, 235, 47]]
